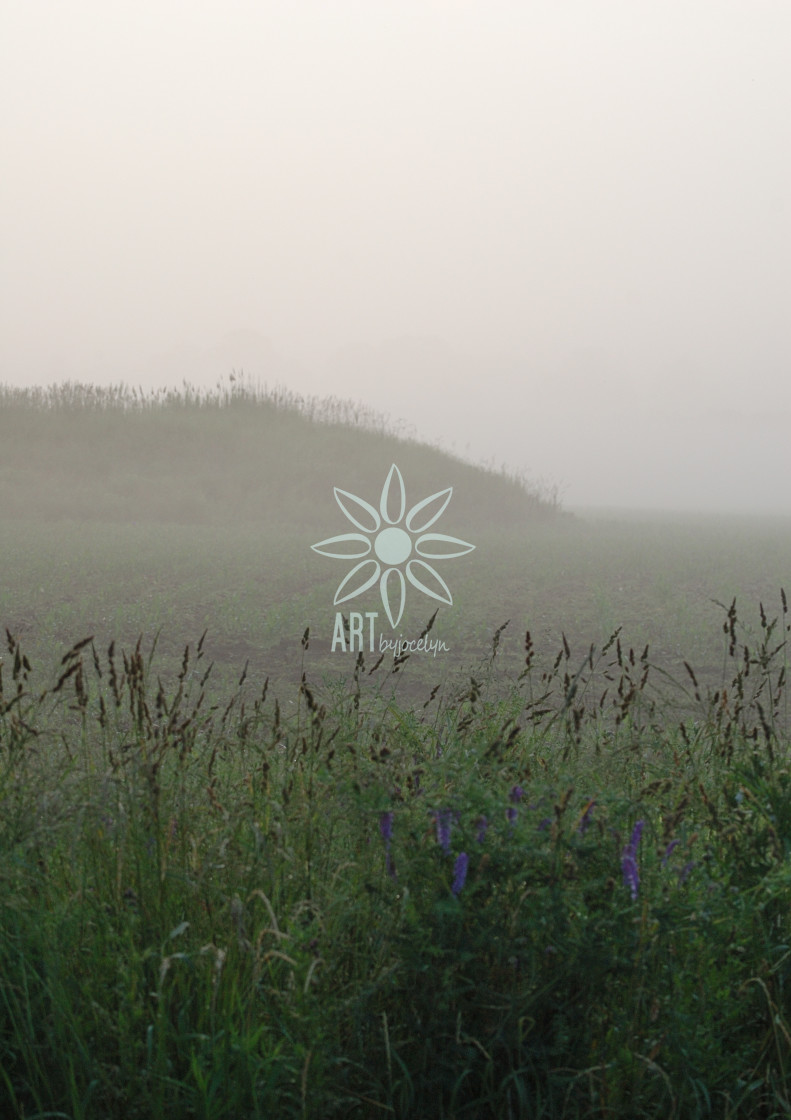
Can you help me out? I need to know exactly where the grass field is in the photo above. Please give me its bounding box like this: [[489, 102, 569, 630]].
[[1, 383, 791, 1117], [1, 508, 789, 709]]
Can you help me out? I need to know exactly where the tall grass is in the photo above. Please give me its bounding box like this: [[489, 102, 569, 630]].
[[1, 596, 790, 1118]]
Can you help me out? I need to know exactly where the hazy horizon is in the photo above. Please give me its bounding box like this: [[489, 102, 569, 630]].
[[2, 2, 789, 514]]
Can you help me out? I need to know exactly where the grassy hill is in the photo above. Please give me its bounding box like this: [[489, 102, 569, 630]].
[[0, 379, 562, 697], [0, 380, 557, 529]]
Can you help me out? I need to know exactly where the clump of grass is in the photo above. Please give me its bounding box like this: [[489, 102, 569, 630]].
[[0, 601, 790, 1118]]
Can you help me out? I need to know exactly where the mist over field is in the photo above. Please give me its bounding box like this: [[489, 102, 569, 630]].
[[4, 11, 791, 1112], [2, 2, 790, 513]]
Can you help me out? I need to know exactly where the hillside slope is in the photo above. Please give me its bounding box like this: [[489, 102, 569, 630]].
[[0, 381, 559, 530]]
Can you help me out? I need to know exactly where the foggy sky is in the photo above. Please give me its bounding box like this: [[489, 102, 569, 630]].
[[2, 1, 789, 513]]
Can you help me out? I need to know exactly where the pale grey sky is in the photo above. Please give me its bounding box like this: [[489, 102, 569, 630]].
[[2, 1, 789, 512]]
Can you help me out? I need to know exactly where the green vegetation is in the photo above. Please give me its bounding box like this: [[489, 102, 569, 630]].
[[1, 604, 790, 1118], [1, 381, 791, 1116]]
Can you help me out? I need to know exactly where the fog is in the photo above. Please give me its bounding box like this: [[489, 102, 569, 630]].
[[2, 2, 789, 513]]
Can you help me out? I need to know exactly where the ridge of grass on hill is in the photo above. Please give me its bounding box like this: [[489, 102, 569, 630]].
[[0, 379, 559, 528]]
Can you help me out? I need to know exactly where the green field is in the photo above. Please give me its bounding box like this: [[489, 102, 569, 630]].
[[1, 384, 791, 1118], [2, 507, 789, 712]]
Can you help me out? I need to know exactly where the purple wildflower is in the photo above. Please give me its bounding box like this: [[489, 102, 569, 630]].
[[451, 852, 469, 896], [661, 839, 679, 867], [509, 785, 525, 803], [621, 819, 645, 901], [379, 811, 396, 878], [506, 807, 518, 827], [621, 852, 639, 900], [679, 860, 695, 885], [475, 815, 488, 844], [379, 811, 393, 844], [433, 810, 453, 854], [537, 816, 552, 831]]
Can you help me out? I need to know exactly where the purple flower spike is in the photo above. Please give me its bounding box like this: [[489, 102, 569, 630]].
[[679, 860, 695, 885], [509, 785, 525, 803], [452, 852, 469, 896], [621, 819, 645, 901], [379, 811, 393, 844], [621, 853, 639, 900], [475, 815, 488, 844], [379, 811, 396, 877], [506, 807, 518, 827], [661, 839, 679, 867], [434, 810, 453, 854]]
